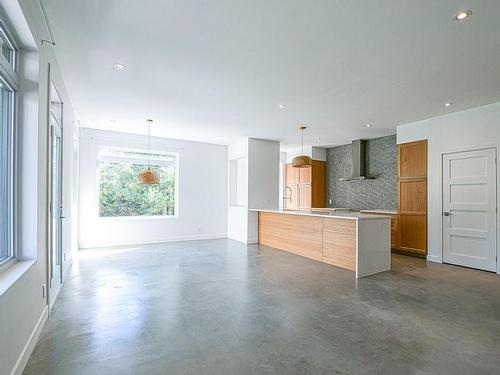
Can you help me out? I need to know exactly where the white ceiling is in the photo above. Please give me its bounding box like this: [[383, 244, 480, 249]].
[[43, 0, 500, 150]]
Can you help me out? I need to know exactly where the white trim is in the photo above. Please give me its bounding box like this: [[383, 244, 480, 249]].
[[0, 259, 35, 295], [61, 252, 73, 285], [426, 254, 441, 263], [78, 233, 227, 249], [10, 306, 48, 375], [98, 214, 178, 221]]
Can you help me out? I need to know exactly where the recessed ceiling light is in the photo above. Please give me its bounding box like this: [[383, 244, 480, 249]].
[[364, 124, 373, 128], [445, 102, 453, 107], [454, 10, 472, 21], [112, 63, 126, 71], [279, 104, 286, 109]]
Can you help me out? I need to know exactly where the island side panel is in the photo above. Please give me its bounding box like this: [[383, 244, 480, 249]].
[[322, 218, 356, 271], [258, 212, 323, 261], [356, 218, 391, 278]]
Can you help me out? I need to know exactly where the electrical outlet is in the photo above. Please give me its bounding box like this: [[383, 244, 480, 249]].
[[329, 199, 332, 204]]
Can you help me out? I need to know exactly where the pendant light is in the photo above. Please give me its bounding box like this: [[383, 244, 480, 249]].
[[292, 126, 312, 168], [137, 119, 160, 184]]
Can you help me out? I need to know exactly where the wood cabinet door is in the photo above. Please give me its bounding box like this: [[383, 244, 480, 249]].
[[285, 163, 298, 186], [298, 184, 312, 209], [399, 141, 427, 178], [311, 160, 326, 208], [299, 166, 311, 184], [391, 215, 398, 249], [397, 140, 427, 256]]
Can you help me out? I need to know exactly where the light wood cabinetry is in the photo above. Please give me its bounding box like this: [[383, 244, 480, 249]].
[[391, 215, 399, 249], [257, 211, 391, 277], [284, 160, 326, 209], [397, 140, 427, 257], [322, 219, 356, 271], [258, 212, 323, 261]]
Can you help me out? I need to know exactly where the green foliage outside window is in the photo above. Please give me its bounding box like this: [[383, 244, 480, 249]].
[[99, 161, 176, 217]]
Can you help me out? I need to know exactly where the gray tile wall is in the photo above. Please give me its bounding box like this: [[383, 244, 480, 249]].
[[326, 134, 397, 211]]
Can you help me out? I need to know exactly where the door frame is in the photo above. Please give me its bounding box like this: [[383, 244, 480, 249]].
[[45, 63, 65, 310], [440, 143, 499, 274]]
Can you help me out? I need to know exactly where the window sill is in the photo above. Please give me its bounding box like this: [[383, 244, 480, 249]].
[[99, 215, 178, 220], [0, 259, 36, 296]]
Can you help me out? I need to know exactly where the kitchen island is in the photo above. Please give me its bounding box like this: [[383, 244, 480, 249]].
[[252, 209, 391, 278]]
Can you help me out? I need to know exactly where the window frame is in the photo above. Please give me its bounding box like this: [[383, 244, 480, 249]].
[[0, 18, 18, 271], [97, 146, 179, 219]]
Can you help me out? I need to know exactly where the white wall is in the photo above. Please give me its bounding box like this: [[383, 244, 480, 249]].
[[285, 146, 326, 163], [247, 138, 280, 243], [227, 138, 279, 244], [78, 128, 227, 248], [248, 138, 280, 210], [0, 1, 79, 374], [396, 119, 429, 144], [227, 138, 248, 243], [397, 102, 500, 272]]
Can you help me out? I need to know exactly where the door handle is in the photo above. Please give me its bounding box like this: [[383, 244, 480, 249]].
[[60, 216, 67, 219], [443, 211, 451, 216]]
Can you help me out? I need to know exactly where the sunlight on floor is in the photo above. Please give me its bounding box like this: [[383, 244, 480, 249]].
[[77, 247, 141, 260]]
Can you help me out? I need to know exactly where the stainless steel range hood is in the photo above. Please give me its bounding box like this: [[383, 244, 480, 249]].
[[339, 139, 375, 181]]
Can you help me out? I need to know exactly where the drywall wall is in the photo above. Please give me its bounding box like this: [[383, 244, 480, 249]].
[[285, 146, 327, 163], [397, 120, 429, 144], [78, 128, 228, 248], [396, 101, 500, 272], [326, 135, 397, 211], [227, 138, 280, 243], [248, 138, 280, 210], [227, 138, 248, 243], [0, 1, 79, 375], [247, 138, 280, 243]]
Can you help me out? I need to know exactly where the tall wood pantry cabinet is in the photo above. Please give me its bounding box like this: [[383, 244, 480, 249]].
[[284, 160, 326, 209], [397, 140, 428, 257]]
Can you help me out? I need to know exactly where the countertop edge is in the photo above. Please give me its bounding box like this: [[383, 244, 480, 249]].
[[360, 210, 398, 215], [250, 209, 392, 221]]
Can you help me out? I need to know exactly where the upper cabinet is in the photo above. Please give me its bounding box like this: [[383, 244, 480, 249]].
[[399, 141, 427, 178], [284, 160, 326, 209], [397, 140, 427, 257]]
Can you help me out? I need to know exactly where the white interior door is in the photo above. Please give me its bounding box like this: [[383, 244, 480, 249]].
[[49, 116, 63, 302], [442, 148, 497, 272]]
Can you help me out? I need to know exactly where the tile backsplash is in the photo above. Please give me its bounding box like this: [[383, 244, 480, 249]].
[[326, 135, 397, 211]]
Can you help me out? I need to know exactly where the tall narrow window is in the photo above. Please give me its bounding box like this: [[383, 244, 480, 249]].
[[0, 20, 17, 267], [98, 147, 178, 217]]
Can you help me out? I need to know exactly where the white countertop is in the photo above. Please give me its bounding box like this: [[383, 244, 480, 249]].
[[360, 209, 398, 215], [251, 208, 391, 221]]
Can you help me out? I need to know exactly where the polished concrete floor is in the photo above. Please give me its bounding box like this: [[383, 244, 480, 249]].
[[24, 239, 500, 375]]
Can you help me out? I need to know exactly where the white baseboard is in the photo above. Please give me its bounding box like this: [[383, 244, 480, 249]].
[[10, 306, 48, 375], [426, 254, 442, 263], [79, 233, 227, 249], [246, 237, 258, 244], [62, 254, 74, 284]]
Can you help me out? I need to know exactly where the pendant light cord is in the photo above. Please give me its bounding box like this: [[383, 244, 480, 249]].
[[147, 119, 152, 168], [301, 128, 304, 154]]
